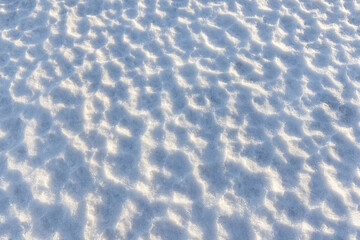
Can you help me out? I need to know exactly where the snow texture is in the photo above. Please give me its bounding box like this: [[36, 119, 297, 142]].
[[1, 0, 360, 239]]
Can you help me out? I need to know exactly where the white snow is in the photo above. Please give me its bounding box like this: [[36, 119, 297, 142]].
[[1, 0, 360, 239]]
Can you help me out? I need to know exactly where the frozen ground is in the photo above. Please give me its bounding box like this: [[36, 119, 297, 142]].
[[1, 0, 360, 239]]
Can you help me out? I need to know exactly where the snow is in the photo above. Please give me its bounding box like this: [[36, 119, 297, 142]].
[[1, 0, 360, 239]]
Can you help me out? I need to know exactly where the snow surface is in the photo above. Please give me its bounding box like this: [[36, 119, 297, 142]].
[[1, 0, 360, 239]]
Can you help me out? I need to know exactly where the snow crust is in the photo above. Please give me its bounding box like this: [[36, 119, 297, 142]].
[[1, 0, 360, 239]]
